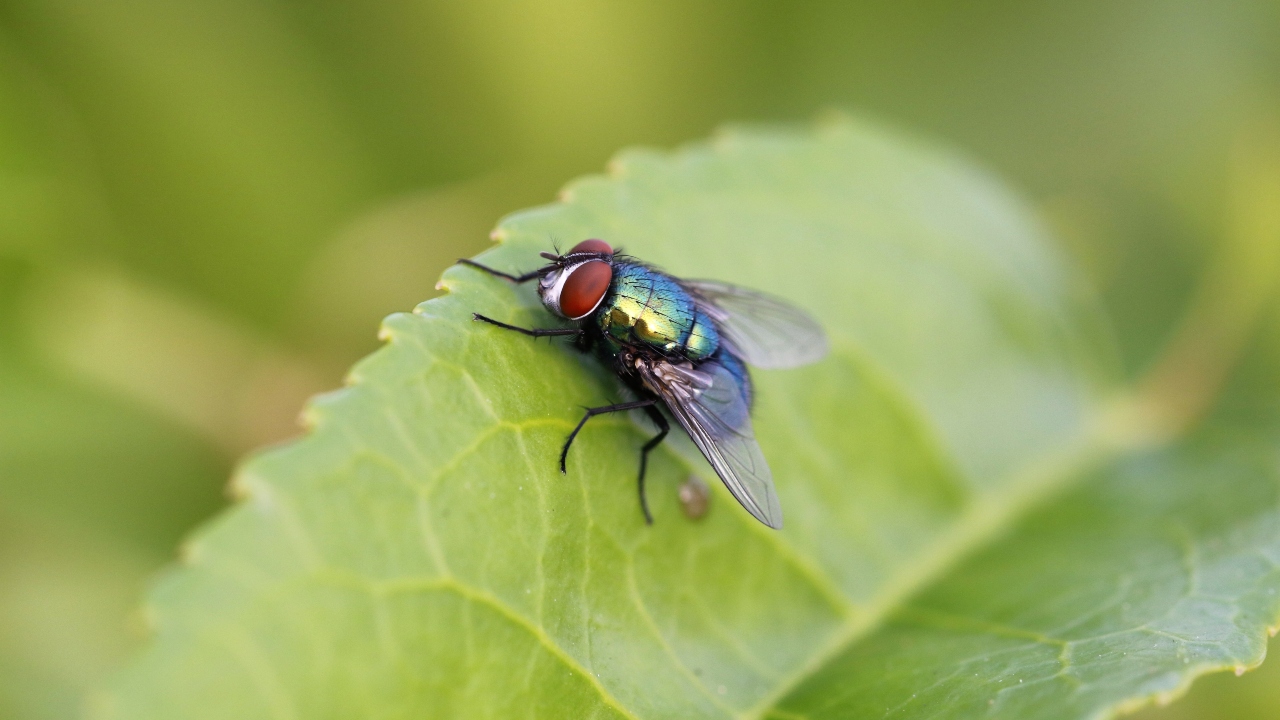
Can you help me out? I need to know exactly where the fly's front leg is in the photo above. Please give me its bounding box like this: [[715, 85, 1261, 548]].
[[456, 258, 541, 283], [472, 313, 582, 340], [636, 404, 670, 525], [463, 260, 578, 340]]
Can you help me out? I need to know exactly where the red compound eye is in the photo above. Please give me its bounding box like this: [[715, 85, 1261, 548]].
[[569, 238, 613, 256], [560, 260, 612, 319]]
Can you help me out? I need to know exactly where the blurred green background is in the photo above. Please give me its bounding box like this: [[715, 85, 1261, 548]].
[[2, 1, 1279, 718]]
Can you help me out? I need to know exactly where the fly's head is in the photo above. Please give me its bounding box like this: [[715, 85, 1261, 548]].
[[537, 239, 615, 320]]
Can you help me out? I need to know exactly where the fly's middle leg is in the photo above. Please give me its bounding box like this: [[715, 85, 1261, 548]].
[[559, 399, 658, 473]]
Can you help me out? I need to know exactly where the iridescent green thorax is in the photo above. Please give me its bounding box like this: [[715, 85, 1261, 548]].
[[595, 261, 719, 361]]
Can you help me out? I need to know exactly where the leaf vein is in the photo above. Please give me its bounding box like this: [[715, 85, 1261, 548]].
[[375, 577, 642, 720]]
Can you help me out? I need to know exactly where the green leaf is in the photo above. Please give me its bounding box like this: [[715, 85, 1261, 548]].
[[100, 120, 1280, 719]]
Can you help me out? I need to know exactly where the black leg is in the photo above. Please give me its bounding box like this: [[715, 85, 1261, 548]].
[[473, 313, 582, 339], [457, 258, 541, 283], [559, 399, 658, 474], [637, 405, 670, 525]]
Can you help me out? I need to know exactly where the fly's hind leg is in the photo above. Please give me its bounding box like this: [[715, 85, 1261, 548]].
[[637, 404, 670, 525]]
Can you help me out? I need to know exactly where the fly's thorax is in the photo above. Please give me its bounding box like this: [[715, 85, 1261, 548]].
[[597, 262, 719, 361]]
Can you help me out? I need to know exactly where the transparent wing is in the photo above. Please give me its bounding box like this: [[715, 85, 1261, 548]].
[[643, 360, 783, 529], [683, 280, 828, 369]]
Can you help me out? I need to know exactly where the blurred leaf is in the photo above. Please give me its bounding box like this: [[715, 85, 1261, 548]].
[[0, 511, 158, 720], [0, 34, 233, 718], [0, 357, 229, 720], [99, 121, 1280, 718], [1, 0, 378, 327], [0, 361, 226, 549], [0, 31, 105, 261], [290, 168, 563, 366], [23, 266, 329, 455]]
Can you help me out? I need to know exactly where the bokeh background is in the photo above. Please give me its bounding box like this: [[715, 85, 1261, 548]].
[[2, 1, 1279, 718]]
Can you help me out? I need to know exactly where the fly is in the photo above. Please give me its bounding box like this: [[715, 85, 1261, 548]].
[[457, 239, 828, 529]]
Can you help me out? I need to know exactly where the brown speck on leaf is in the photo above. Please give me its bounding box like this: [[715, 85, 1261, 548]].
[[679, 475, 711, 520]]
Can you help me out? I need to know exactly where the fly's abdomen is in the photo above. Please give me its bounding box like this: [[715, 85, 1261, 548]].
[[598, 262, 718, 360]]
